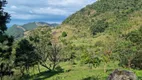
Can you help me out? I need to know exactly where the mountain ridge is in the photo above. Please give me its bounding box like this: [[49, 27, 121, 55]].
[[6, 22, 59, 39]]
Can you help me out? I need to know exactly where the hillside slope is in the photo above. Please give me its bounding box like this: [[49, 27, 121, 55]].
[[56, 0, 142, 42], [6, 24, 25, 39], [62, 0, 142, 36], [53, 0, 142, 66]]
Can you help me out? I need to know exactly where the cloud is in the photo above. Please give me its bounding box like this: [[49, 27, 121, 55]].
[[47, 0, 94, 7], [11, 14, 40, 20], [5, 0, 96, 25], [31, 7, 70, 16], [10, 5, 17, 9]]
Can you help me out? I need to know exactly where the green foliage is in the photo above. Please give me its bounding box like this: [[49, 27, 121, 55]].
[[131, 50, 142, 69], [14, 39, 38, 74], [29, 27, 62, 71], [62, 0, 142, 31], [126, 29, 142, 44], [90, 19, 108, 35], [123, 27, 142, 69], [114, 41, 135, 68], [0, 0, 14, 78], [94, 41, 104, 47], [62, 0, 142, 72], [62, 31, 67, 37], [114, 39, 142, 69], [81, 52, 101, 68], [87, 0, 142, 15]]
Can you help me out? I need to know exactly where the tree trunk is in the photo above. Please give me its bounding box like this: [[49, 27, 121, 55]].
[[32, 66, 35, 76], [128, 59, 131, 69], [26, 66, 29, 74], [37, 63, 41, 73], [40, 63, 52, 71], [52, 62, 56, 71]]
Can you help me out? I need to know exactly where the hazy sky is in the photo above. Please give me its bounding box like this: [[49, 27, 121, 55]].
[[5, 0, 96, 27]]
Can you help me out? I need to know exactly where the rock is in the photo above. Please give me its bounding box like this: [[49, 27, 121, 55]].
[[108, 69, 137, 80]]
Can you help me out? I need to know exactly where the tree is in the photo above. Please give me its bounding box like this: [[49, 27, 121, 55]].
[[29, 27, 62, 71], [47, 44, 62, 71], [14, 39, 38, 75], [127, 30, 142, 44], [0, 0, 14, 79], [36, 43, 62, 71], [125, 27, 142, 69], [81, 50, 101, 69], [115, 41, 137, 68]]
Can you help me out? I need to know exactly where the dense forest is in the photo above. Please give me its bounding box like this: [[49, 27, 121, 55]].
[[0, 0, 142, 80]]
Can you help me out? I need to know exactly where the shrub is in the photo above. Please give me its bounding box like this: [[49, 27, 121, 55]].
[[62, 31, 67, 37], [90, 19, 108, 35], [131, 50, 142, 69], [81, 52, 102, 68], [126, 30, 142, 44]]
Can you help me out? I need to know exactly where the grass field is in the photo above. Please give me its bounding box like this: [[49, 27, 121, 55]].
[[14, 61, 142, 80]]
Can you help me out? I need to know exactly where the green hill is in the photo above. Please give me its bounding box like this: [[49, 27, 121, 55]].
[[53, 0, 142, 70], [6, 22, 59, 39], [6, 24, 24, 39], [22, 22, 38, 31], [59, 0, 142, 42]]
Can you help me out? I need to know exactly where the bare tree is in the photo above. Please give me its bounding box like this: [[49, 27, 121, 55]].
[[29, 27, 62, 71]]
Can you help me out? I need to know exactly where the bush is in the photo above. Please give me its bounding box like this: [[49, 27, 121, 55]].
[[81, 52, 102, 68], [125, 27, 142, 69], [90, 19, 108, 35], [126, 30, 142, 44], [131, 50, 142, 69], [62, 31, 67, 37]]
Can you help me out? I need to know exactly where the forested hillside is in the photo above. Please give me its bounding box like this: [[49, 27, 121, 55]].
[[53, 0, 142, 75], [58, 0, 142, 69]]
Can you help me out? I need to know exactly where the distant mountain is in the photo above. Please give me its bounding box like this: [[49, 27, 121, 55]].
[[6, 22, 59, 39]]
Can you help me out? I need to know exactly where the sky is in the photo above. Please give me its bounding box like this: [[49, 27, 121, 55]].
[[5, 0, 96, 27]]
